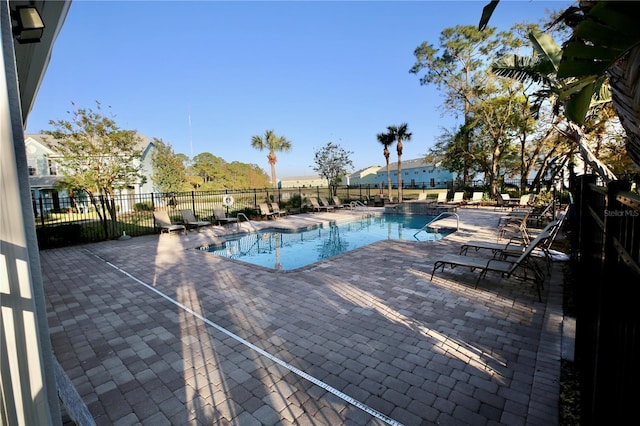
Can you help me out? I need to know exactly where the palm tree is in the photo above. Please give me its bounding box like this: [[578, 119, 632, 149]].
[[388, 123, 412, 202], [491, 29, 617, 182], [251, 129, 292, 200], [376, 131, 395, 198]]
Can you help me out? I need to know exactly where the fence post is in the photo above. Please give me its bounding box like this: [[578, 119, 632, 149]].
[[38, 196, 45, 227], [587, 179, 632, 424]]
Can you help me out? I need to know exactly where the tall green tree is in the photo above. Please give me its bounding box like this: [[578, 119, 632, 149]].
[[44, 101, 146, 239], [312, 142, 354, 198], [376, 131, 395, 198], [151, 138, 188, 193], [471, 84, 525, 196], [410, 25, 518, 185], [250, 129, 292, 197], [191, 152, 225, 188], [387, 123, 412, 202]]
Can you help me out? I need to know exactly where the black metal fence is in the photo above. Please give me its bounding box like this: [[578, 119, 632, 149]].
[[569, 175, 640, 424], [32, 179, 561, 249], [32, 185, 388, 249]]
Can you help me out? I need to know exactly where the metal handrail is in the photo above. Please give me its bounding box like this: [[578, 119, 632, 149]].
[[350, 200, 368, 209], [414, 211, 459, 238], [236, 212, 259, 233]]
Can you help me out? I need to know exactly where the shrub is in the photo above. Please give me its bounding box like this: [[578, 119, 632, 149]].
[[134, 201, 154, 212]]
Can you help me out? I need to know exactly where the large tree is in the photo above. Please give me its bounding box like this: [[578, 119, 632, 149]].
[[312, 142, 354, 198], [250, 129, 292, 198], [191, 152, 225, 187], [410, 25, 518, 185], [376, 131, 395, 198], [44, 101, 146, 239], [151, 138, 188, 193], [388, 123, 412, 203]]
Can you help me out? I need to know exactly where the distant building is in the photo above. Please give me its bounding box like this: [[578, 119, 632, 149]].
[[375, 158, 455, 189], [343, 166, 381, 186], [278, 175, 327, 188]]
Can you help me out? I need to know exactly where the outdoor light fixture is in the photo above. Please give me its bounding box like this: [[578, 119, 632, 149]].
[[12, 5, 45, 44]]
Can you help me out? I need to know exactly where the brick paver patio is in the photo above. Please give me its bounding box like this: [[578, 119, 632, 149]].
[[42, 207, 565, 425]]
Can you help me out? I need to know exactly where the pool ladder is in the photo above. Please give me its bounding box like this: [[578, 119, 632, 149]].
[[414, 211, 459, 238], [237, 213, 259, 233]]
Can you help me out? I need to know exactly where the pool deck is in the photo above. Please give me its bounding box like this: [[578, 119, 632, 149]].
[[42, 206, 567, 425]]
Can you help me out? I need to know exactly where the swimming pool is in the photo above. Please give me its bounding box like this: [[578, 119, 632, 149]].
[[201, 214, 455, 270]]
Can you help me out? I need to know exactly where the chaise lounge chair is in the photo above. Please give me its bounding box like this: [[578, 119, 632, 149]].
[[465, 192, 483, 207], [446, 191, 465, 206], [430, 230, 552, 301], [179, 208, 211, 231], [319, 197, 335, 210], [259, 203, 277, 219], [309, 197, 333, 212], [270, 202, 284, 218], [460, 219, 563, 273], [153, 210, 187, 234], [435, 192, 448, 205], [333, 196, 351, 209], [212, 205, 239, 228]]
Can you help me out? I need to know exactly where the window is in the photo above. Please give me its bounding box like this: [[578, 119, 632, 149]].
[[48, 159, 58, 176], [28, 166, 36, 176]]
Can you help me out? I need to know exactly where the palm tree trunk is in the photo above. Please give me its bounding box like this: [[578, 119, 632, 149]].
[[386, 160, 392, 198], [270, 163, 277, 202], [397, 148, 403, 202]]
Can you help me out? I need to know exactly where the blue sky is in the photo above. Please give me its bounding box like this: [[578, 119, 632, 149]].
[[26, 0, 572, 178]]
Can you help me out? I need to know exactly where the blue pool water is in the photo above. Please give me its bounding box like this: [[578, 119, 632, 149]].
[[201, 214, 454, 270]]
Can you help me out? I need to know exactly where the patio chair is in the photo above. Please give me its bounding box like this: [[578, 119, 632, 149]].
[[446, 191, 465, 205], [430, 230, 552, 301], [212, 205, 239, 228], [516, 193, 533, 208], [526, 200, 556, 226], [319, 197, 335, 210], [153, 210, 186, 234], [179, 208, 211, 231], [460, 219, 563, 273], [465, 191, 484, 207], [309, 197, 333, 212], [415, 192, 428, 202], [259, 203, 277, 219], [270, 202, 284, 218], [332, 196, 351, 209], [435, 192, 448, 204], [495, 193, 517, 211], [497, 210, 531, 241]]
